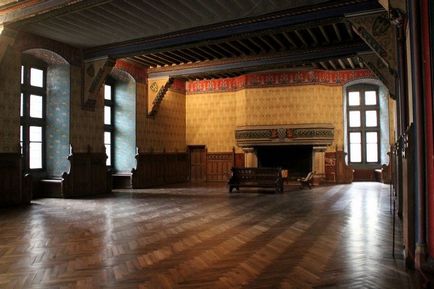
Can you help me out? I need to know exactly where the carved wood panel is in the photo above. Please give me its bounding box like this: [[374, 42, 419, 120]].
[[132, 152, 189, 188]]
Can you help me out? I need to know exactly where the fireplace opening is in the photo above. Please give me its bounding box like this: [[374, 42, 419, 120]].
[[256, 145, 312, 179]]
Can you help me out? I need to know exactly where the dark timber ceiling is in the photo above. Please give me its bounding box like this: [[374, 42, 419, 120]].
[[3, 0, 384, 79]]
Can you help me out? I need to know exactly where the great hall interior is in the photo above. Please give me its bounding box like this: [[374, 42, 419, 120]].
[[0, 0, 433, 288]]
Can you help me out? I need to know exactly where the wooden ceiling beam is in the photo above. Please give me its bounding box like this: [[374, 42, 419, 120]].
[[328, 60, 337, 70], [165, 51, 190, 63], [294, 30, 308, 47], [281, 32, 298, 48], [226, 41, 246, 56], [347, 57, 355, 69], [257, 35, 276, 52], [337, 58, 346, 69], [319, 61, 329, 70], [24, 0, 378, 59], [306, 28, 318, 46], [205, 45, 226, 58], [196, 46, 219, 60], [333, 23, 342, 42], [318, 25, 330, 44], [270, 34, 286, 50], [147, 42, 369, 78], [236, 39, 255, 54], [248, 37, 267, 53]]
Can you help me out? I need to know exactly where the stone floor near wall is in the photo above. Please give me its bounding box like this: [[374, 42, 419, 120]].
[[0, 182, 417, 289]]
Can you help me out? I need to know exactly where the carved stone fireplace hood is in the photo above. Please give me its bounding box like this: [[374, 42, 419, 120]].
[[235, 124, 334, 147]]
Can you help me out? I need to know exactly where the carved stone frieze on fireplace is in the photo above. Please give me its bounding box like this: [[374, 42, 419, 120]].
[[235, 124, 334, 147]]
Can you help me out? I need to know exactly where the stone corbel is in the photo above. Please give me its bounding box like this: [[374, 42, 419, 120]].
[[0, 27, 17, 65], [82, 57, 116, 111], [358, 52, 396, 98], [347, 11, 398, 75]]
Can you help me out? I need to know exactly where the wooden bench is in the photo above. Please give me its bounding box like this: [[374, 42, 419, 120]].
[[297, 171, 314, 189], [228, 167, 283, 193]]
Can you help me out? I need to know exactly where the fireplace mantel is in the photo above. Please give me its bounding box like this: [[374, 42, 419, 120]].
[[235, 124, 334, 147]]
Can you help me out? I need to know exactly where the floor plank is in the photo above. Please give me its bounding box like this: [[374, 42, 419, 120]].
[[0, 183, 416, 289]]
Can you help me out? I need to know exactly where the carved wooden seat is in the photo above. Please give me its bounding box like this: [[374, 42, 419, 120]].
[[228, 167, 283, 193], [297, 171, 314, 189]]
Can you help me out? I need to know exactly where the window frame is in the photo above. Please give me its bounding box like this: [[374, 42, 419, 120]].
[[347, 84, 380, 166], [104, 78, 115, 168], [20, 55, 47, 171]]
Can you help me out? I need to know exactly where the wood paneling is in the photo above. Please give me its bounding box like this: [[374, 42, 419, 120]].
[[353, 168, 376, 181], [206, 152, 245, 182], [58, 152, 111, 197], [325, 151, 354, 184], [132, 152, 189, 188], [0, 153, 31, 206], [189, 146, 206, 183], [206, 153, 233, 182]]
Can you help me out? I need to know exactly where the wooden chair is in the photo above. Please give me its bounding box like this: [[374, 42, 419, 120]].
[[297, 171, 314, 189]]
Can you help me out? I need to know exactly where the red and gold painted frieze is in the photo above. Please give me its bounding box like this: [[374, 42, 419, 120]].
[[115, 60, 147, 83], [186, 69, 375, 94]]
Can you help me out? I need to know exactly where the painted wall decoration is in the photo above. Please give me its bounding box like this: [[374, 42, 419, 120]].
[[46, 65, 70, 176], [186, 84, 345, 152], [186, 70, 375, 94], [115, 60, 147, 83], [70, 66, 105, 153], [235, 124, 334, 147]]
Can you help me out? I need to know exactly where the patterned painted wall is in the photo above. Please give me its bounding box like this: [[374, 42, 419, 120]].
[[70, 65, 105, 153], [114, 76, 136, 172], [186, 91, 238, 153], [186, 84, 344, 152], [143, 89, 186, 152], [46, 65, 70, 176], [0, 48, 20, 153], [136, 80, 186, 153], [244, 85, 344, 150]]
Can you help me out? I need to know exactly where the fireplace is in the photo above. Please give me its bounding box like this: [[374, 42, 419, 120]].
[[256, 145, 312, 178]]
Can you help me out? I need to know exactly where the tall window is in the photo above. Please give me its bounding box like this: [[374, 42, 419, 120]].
[[347, 84, 380, 164], [104, 80, 114, 166], [20, 56, 46, 170]]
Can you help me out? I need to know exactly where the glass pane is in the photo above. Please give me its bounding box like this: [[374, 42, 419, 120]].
[[349, 111, 361, 127], [350, 143, 362, 162], [104, 131, 111, 144], [29, 126, 42, 142], [20, 93, 23, 116], [105, 144, 111, 166], [30, 68, 43, 87], [366, 143, 378, 162], [365, 91, 377, 105], [29, 142, 42, 169], [21, 66, 24, 84], [104, 85, 111, 100], [20, 126, 23, 142], [30, 94, 43, 118], [348, 91, 360, 106], [365, 110, 377, 127], [104, 106, 111, 125], [350, 132, 361, 144], [366, 132, 378, 144]]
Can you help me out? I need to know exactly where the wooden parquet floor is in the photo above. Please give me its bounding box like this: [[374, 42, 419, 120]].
[[0, 183, 417, 289]]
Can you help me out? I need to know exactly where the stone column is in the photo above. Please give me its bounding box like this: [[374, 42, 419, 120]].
[[243, 147, 258, 168], [312, 146, 326, 185]]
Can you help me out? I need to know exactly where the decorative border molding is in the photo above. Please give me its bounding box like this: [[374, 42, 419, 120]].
[[235, 124, 334, 147], [169, 79, 186, 93], [186, 69, 375, 94], [115, 60, 147, 83]]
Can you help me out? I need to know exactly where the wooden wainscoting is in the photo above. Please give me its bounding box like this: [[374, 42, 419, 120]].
[[324, 151, 353, 184], [61, 152, 111, 197], [0, 153, 32, 206], [132, 152, 189, 189], [206, 152, 245, 182]]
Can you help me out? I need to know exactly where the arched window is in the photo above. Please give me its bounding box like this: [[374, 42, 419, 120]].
[[20, 55, 46, 170], [347, 84, 380, 164], [104, 79, 114, 167]]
